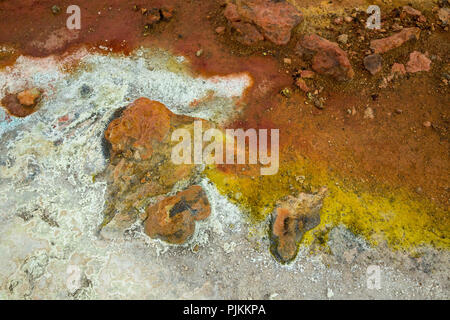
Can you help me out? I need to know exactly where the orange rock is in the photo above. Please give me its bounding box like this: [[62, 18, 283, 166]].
[[296, 34, 354, 81], [295, 78, 311, 92], [17, 88, 41, 106], [224, 0, 303, 45], [402, 6, 426, 22], [370, 28, 420, 54], [391, 63, 406, 75], [215, 26, 226, 34], [363, 54, 383, 75], [144, 185, 211, 244], [231, 21, 264, 45], [105, 98, 172, 160], [160, 7, 174, 20], [406, 51, 431, 73], [299, 70, 315, 79], [270, 188, 327, 263]]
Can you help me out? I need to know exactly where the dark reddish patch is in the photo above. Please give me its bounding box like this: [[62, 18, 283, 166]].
[[58, 114, 69, 122]]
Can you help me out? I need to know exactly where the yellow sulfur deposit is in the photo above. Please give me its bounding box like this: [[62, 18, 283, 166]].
[[205, 155, 450, 251]]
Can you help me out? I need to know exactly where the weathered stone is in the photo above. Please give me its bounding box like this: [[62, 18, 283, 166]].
[[224, 0, 303, 45], [437, 8, 450, 25], [370, 28, 420, 54], [406, 51, 431, 73], [215, 26, 226, 34], [102, 98, 206, 235], [295, 78, 311, 92], [364, 54, 383, 75], [160, 7, 174, 20], [299, 70, 315, 79], [402, 6, 426, 22], [296, 34, 354, 81], [17, 88, 41, 107], [270, 188, 327, 263], [391, 63, 406, 76], [231, 21, 264, 45], [144, 185, 211, 244]]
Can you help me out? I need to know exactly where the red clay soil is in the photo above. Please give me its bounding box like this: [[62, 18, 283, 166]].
[[0, 0, 448, 207]]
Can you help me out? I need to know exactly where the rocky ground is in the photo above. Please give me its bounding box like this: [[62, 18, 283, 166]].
[[0, 1, 448, 299]]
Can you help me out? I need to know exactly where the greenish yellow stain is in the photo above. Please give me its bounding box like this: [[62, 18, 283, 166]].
[[205, 156, 450, 251]]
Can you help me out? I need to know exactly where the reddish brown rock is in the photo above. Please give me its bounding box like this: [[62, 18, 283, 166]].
[[160, 7, 174, 20], [363, 54, 383, 75], [401, 6, 426, 22], [270, 188, 327, 263], [296, 34, 354, 81], [299, 70, 315, 79], [406, 51, 431, 73], [102, 98, 207, 236], [370, 28, 420, 54], [224, 0, 303, 45], [295, 78, 311, 92], [144, 185, 211, 244], [391, 63, 406, 74], [224, 2, 241, 22], [215, 26, 226, 34], [146, 8, 162, 25], [231, 21, 264, 45], [391, 63, 406, 76]]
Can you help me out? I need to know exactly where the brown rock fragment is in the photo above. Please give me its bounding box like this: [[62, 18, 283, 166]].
[[296, 34, 354, 81], [402, 6, 426, 22], [370, 28, 420, 54], [231, 21, 264, 45], [391, 63, 406, 76], [144, 186, 211, 244], [215, 26, 226, 34], [295, 78, 311, 92], [270, 188, 327, 263], [406, 51, 431, 73], [224, 0, 303, 45], [101, 98, 212, 241], [160, 7, 174, 20], [299, 70, 315, 79], [364, 54, 383, 75]]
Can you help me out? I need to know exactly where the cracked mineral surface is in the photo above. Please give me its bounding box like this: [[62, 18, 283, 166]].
[[0, 0, 448, 300]]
